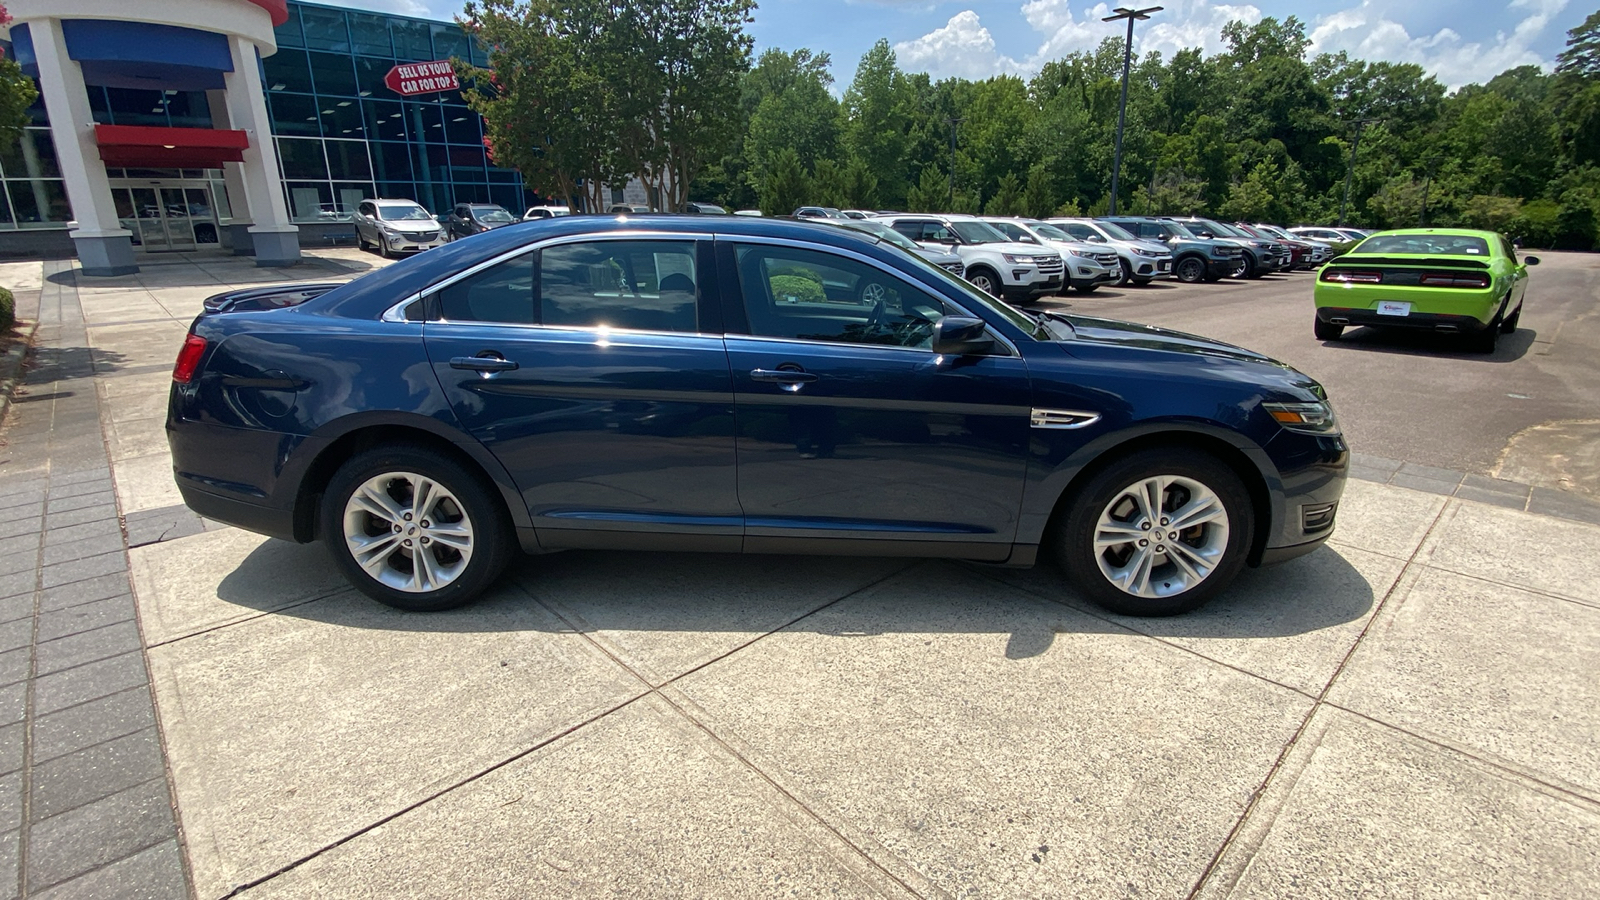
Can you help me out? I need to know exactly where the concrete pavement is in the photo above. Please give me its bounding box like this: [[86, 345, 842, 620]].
[[0, 250, 1596, 898]]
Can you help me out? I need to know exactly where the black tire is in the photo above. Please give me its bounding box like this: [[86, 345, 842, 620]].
[[1203, 272, 1224, 283], [320, 445, 515, 611], [1056, 448, 1253, 616], [1073, 283, 1099, 295], [1131, 277, 1155, 286], [1313, 316, 1344, 341], [1469, 319, 1500, 354], [379, 239, 394, 259], [1174, 257, 1206, 284], [968, 268, 1002, 297], [1239, 256, 1257, 279], [357, 230, 370, 252], [1117, 259, 1134, 286], [1500, 304, 1521, 333]]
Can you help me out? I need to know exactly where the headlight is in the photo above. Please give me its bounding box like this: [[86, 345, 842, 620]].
[[1002, 254, 1039, 265], [1264, 401, 1340, 435], [1131, 247, 1157, 257]]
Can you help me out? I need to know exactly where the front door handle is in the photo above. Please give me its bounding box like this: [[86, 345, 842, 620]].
[[750, 368, 818, 384], [450, 354, 519, 372]]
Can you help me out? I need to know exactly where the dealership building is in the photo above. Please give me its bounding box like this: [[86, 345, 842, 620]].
[[1, 0, 539, 274]]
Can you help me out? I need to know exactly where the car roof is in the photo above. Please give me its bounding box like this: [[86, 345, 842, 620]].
[[1362, 228, 1500, 239]]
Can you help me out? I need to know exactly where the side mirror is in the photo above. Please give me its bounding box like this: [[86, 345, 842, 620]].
[[1021, 235, 1040, 244], [931, 316, 992, 356], [1524, 255, 1540, 266], [1198, 231, 1214, 239]]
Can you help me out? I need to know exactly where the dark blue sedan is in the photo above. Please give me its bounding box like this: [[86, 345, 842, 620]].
[[167, 216, 1347, 617]]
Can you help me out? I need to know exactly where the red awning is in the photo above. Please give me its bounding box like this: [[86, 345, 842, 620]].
[[248, 0, 290, 26], [94, 124, 250, 168]]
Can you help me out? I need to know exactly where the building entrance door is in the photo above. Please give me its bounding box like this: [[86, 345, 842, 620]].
[[111, 182, 222, 252]]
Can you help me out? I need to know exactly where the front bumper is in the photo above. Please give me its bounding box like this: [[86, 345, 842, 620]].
[[1128, 255, 1172, 279], [1259, 434, 1348, 565], [1206, 257, 1241, 277], [385, 232, 446, 252]]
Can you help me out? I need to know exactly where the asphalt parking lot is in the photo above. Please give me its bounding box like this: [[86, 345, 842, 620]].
[[0, 248, 1597, 898]]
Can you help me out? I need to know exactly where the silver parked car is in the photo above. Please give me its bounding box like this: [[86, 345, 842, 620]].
[[354, 199, 446, 258], [1047, 217, 1173, 285]]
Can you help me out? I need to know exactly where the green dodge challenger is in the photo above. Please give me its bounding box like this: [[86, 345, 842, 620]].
[[1313, 228, 1537, 353]]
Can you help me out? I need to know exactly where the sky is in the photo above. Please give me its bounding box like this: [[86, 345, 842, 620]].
[[341, 0, 1591, 90]]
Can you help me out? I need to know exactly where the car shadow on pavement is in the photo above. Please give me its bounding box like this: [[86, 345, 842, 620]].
[[213, 538, 1374, 661], [1320, 325, 1537, 361]]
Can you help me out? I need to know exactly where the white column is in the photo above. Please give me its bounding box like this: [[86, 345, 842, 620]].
[[29, 17, 137, 274], [206, 89, 256, 255], [222, 33, 300, 265]]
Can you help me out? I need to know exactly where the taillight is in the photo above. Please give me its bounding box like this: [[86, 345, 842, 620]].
[[1420, 273, 1490, 288], [1323, 270, 1382, 284], [173, 334, 208, 384]]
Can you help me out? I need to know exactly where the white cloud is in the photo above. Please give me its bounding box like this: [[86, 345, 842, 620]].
[[893, 0, 1265, 81], [1308, 0, 1568, 88], [894, 10, 1026, 79]]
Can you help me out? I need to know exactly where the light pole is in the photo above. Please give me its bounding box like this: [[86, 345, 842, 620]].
[[1103, 6, 1162, 216], [1338, 117, 1379, 226], [947, 116, 964, 210], [1419, 155, 1442, 227]]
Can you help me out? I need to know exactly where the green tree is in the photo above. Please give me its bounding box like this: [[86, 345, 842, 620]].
[[743, 49, 839, 188], [760, 147, 810, 215], [842, 40, 911, 205], [842, 157, 879, 209], [1219, 163, 1276, 221], [0, 5, 35, 148], [811, 158, 850, 208], [905, 165, 947, 213], [1023, 166, 1056, 218], [984, 173, 1024, 215], [1556, 10, 1600, 77]]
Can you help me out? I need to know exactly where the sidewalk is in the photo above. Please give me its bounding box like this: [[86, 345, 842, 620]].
[[0, 252, 1596, 899]]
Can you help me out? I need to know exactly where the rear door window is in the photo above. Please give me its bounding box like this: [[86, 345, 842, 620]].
[[539, 240, 698, 332]]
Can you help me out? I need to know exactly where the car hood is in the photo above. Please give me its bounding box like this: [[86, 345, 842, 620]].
[[383, 220, 439, 232], [1117, 239, 1170, 255], [914, 247, 963, 265], [983, 241, 1061, 257], [1040, 239, 1111, 257], [1061, 314, 1274, 363]]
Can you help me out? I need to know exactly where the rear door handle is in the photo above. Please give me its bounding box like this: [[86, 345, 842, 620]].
[[450, 355, 519, 372], [750, 368, 818, 384]]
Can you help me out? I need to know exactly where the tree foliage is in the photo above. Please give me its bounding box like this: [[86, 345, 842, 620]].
[[458, 0, 752, 211]]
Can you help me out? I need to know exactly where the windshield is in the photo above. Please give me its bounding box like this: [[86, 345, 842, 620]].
[[1354, 234, 1491, 256], [903, 252, 1050, 340], [1032, 223, 1073, 241], [472, 206, 515, 223], [378, 203, 432, 221], [1197, 219, 1246, 238], [950, 221, 1009, 244], [840, 220, 922, 252], [1162, 220, 1199, 238], [1095, 221, 1135, 241]]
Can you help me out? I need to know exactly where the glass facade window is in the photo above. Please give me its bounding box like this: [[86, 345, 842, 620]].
[[259, 1, 532, 223], [0, 0, 532, 234]]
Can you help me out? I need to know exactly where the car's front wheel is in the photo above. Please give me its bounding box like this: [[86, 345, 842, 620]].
[[321, 445, 514, 611], [1073, 283, 1099, 295], [1116, 259, 1134, 286], [1056, 448, 1253, 616], [968, 269, 1002, 297], [1174, 257, 1206, 284]]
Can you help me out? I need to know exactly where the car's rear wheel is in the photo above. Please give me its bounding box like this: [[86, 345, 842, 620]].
[[1313, 316, 1344, 341], [1175, 257, 1205, 284], [1500, 304, 1522, 333], [1056, 449, 1252, 617], [1470, 319, 1500, 354], [321, 445, 514, 611], [968, 269, 1002, 297]]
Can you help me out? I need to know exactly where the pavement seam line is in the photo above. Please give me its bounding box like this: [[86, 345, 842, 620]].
[[212, 690, 654, 899], [526, 561, 937, 899], [959, 563, 1323, 701], [1322, 702, 1600, 813], [1183, 497, 1454, 900]]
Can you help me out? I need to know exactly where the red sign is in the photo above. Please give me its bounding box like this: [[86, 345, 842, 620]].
[[385, 61, 460, 96]]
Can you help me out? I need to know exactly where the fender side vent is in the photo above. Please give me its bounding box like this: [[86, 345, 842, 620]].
[[1030, 409, 1101, 430]]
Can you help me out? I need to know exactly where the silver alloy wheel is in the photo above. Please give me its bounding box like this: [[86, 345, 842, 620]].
[[1092, 474, 1230, 599], [860, 281, 887, 303], [342, 471, 475, 593], [971, 272, 999, 296]]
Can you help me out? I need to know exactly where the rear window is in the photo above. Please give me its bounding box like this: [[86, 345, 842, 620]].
[[1354, 234, 1491, 256]]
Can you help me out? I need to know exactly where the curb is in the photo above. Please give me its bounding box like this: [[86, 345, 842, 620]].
[[0, 314, 40, 426]]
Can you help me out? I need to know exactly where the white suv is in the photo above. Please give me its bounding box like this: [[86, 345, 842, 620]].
[[1047, 217, 1173, 285], [982, 217, 1120, 294], [876, 214, 1064, 304]]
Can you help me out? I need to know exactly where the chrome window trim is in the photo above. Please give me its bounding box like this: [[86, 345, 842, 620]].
[[711, 233, 1023, 357], [383, 230, 713, 328]]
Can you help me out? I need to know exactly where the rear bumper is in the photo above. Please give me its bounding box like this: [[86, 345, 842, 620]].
[[177, 482, 298, 542], [1316, 306, 1495, 332]]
